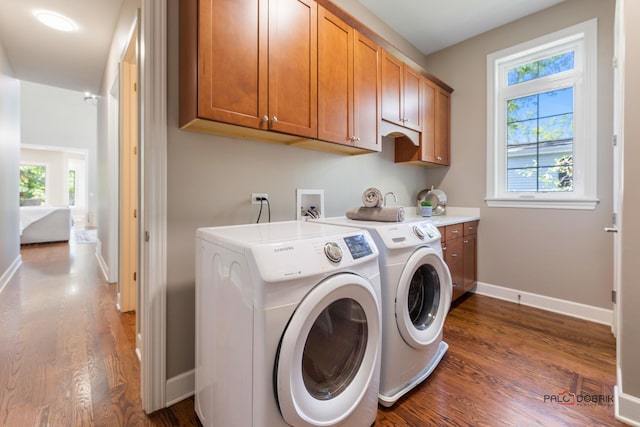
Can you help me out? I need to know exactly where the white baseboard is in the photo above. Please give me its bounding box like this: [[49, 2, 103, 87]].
[[95, 240, 112, 283], [616, 385, 640, 426], [473, 282, 613, 326], [0, 255, 22, 295], [166, 369, 195, 407]]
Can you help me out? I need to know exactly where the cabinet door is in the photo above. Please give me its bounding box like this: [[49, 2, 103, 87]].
[[353, 31, 381, 151], [317, 6, 352, 145], [198, 0, 268, 129], [268, 0, 317, 138], [434, 87, 451, 165], [402, 65, 421, 132], [444, 236, 464, 301], [463, 234, 477, 291], [380, 50, 403, 126], [420, 79, 437, 163]]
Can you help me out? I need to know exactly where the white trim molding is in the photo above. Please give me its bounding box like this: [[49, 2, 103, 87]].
[[166, 370, 195, 407], [140, 0, 168, 413], [0, 255, 22, 295], [95, 240, 112, 283], [474, 282, 613, 326], [615, 380, 640, 427]]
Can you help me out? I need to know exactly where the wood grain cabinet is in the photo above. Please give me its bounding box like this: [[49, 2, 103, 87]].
[[181, 0, 317, 139], [439, 220, 479, 303], [462, 221, 478, 292], [317, 7, 381, 152], [380, 49, 422, 132], [395, 77, 451, 166]]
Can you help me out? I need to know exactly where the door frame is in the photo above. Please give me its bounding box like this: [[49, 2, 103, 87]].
[[138, 0, 168, 413]]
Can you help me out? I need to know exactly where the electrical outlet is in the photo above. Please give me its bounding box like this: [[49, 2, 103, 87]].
[[251, 193, 269, 205]]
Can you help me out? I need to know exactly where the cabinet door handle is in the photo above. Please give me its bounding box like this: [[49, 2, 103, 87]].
[[437, 156, 442, 160], [451, 253, 458, 257], [262, 115, 269, 122], [272, 116, 278, 123], [452, 230, 459, 234], [464, 240, 469, 244]]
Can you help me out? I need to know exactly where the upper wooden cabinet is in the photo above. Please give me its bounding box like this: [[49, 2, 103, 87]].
[[395, 76, 451, 166], [180, 0, 453, 157], [182, 0, 317, 139], [317, 7, 380, 151], [380, 50, 421, 132]]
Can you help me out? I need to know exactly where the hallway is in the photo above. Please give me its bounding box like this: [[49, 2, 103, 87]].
[[0, 240, 195, 426]]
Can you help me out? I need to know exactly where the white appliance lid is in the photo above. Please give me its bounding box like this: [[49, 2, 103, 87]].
[[197, 220, 366, 251]]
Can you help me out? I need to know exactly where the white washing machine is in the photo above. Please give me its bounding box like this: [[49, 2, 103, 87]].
[[313, 216, 452, 406], [195, 221, 382, 427]]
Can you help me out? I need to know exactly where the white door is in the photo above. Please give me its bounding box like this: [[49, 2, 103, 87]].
[[276, 273, 380, 426], [610, 0, 624, 336], [395, 248, 452, 348]]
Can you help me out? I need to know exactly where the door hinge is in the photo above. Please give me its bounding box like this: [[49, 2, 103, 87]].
[[612, 290, 617, 304], [145, 231, 150, 242], [612, 212, 617, 226], [612, 134, 617, 146], [133, 82, 137, 92], [133, 146, 137, 155], [134, 271, 137, 281], [133, 208, 137, 218]]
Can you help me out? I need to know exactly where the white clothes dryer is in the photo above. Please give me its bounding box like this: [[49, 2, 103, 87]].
[[195, 221, 382, 427], [312, 216, 452, 407]]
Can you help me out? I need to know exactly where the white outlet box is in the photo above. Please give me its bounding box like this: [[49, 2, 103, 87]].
[[251, 193, 269, 205], [296, 189, 324, 220]]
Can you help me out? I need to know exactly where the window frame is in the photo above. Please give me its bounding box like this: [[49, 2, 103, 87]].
[[486, 19, 599, 210]]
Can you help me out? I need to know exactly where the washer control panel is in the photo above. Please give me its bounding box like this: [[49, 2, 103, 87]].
[[343, 234, 374, 260], [375, 222, 441, 248]]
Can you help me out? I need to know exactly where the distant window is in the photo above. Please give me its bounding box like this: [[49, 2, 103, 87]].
[[68, 169, 76, 206], [486, 19, 598, 209], [20, 164, 47, 205]]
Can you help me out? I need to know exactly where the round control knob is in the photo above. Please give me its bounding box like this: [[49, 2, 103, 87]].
[[413, 225, 426, 240], [324, 242, 343, 263]]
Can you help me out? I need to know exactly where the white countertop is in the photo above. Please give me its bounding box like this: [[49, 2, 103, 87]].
[[404, 206, 480, 227]]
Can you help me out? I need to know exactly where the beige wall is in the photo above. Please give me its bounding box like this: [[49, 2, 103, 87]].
[[165, 0, 433, 377], [423, 0, 616, 308], [620, 0, 640, 404], [0, 40, 20, 283]]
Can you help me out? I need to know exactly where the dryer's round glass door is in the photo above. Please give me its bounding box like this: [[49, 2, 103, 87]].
[[408, 264, 440, 330], [396, 248, 452, 349], [302, 298, 367, 400], [276, 273, 380, 427]]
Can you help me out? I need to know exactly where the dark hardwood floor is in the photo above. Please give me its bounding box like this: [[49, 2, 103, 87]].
[[0, 240, 624, 426]]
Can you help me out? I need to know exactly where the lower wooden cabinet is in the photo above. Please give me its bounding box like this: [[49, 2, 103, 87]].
[[439, 220, 478, 303]]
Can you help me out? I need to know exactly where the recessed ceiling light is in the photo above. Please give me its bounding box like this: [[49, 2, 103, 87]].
[[34, 11, 77, 32]]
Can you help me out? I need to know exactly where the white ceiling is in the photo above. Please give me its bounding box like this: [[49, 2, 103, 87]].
[[0, 0, 564, 94], [357, 0, 566, 55], [0, 0, 125, 94]]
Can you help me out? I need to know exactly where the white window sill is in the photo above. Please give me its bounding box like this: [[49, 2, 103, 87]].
[[485, 197, 599, 210]]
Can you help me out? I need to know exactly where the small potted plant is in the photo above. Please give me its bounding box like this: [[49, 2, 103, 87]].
[[420, 200, 433, 217]]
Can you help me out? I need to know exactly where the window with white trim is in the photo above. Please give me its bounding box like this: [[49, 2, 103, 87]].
[[486, 19, 598, 209]]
